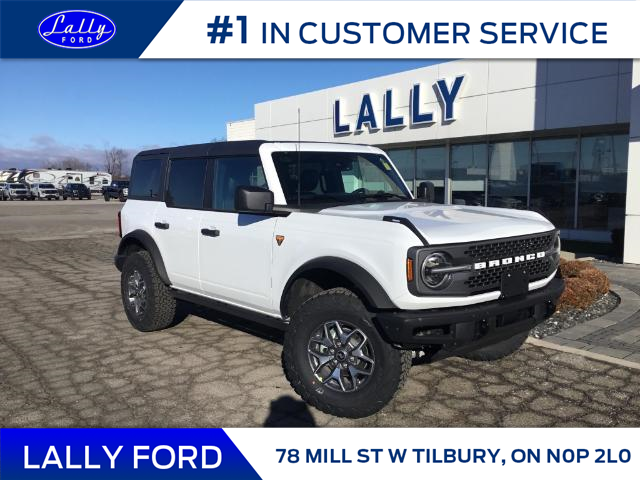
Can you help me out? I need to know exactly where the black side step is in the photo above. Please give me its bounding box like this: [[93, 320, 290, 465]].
[[171, 289, 288, 332]]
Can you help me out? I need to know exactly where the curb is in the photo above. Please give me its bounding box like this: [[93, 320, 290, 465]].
[[526, 337, 640, 371]]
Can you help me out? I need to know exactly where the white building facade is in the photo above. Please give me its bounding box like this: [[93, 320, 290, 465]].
[[228, 59, 638, 263]]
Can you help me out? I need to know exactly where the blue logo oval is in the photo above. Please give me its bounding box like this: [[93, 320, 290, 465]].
[[38, 10, 116, 49]]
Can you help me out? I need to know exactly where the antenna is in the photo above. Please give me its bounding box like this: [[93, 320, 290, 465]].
[[297, 107, 301, 208]]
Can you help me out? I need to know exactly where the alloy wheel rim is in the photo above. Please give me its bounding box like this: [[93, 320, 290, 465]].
[[307, 320, 375, 393], [127, 270, 147, 316]]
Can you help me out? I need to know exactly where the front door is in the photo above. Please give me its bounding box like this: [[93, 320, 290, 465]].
[[199, 156, 278, 313]]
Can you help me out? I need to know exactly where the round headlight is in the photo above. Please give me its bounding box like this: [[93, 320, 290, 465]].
[[421, 252, 453, 290]]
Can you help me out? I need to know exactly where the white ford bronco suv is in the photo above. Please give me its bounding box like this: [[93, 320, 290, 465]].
[[115, 141, 564, 418]]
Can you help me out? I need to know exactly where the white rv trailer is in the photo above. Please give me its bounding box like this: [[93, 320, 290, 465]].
[[0, 169, 20, 183], [9, 169, 112, 194]]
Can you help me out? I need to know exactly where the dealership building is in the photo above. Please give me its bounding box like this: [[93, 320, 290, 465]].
[[228, 59, 640, 264]]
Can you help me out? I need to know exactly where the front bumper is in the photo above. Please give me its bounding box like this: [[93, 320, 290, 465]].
[[375, 278, 564, 360]]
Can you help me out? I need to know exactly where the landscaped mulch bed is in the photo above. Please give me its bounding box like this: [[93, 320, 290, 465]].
[[530, 290, 619, 339]]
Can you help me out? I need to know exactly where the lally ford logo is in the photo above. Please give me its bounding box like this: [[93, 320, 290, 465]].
[[38, 10, 116, 49]]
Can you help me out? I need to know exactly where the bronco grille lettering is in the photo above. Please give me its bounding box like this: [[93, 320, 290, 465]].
[[473, 251, 545, 270]]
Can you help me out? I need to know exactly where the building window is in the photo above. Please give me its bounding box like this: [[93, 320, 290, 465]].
[[578, 134, 628, 234], [387, 149, 415, 194], [488, 140, 529, 210], [531, 137, 577, 229], [416, 146, 446, 203], [450, 143, 487, 206]]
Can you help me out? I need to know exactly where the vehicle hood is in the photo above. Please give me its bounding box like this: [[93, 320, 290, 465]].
[[318, 201, 555, 245]]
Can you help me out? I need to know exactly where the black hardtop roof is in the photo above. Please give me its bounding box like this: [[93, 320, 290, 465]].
[[137, 140, 266, 158], [135, 140, 372, 159]]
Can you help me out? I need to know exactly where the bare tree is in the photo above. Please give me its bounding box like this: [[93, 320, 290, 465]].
[[43, 157, 93, 170], [104, 147, 127, 179]]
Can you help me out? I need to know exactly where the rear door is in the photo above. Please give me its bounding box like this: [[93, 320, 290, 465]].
[[199, 156, 278, 313], [153, 156, 208, 293]]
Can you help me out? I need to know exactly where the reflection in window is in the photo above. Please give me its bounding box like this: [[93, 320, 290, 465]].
[[387, 149, 415, 194], [214, 157, 266, 211], [416, 146, 446, 204], [578, 134, 628, 233], [450, 143, 487, 206], [530, 138, 577, 228], [488, 141, 529, 210]]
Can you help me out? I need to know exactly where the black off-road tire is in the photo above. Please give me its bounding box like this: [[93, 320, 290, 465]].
[[282, 288, 412, 418], [121, 250, 181, 332], [460, 331, 528, 361], [104, 194, 110, 202]]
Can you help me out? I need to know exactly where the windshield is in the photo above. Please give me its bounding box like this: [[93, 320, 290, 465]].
[[272, 151, 411, 207], [10, 184, 24, 189], [41, 183, 55, 188]]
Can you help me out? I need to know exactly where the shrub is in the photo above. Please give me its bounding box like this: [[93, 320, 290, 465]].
[[558, 258, 593, 278], [555, 259, 610, 311], [557, 277, 599, 311], [577, 268, 610, 295]]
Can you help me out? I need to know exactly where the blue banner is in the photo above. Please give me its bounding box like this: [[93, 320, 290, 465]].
[[0, 429, 261, 480], [0, 1, 182, 58]]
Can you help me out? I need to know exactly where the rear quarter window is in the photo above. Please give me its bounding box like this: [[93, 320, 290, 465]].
[[129, 157, 165, 200]]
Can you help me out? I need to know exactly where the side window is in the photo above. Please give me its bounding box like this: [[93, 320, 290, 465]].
[[213, 156, 267, 211], [166, 158, 207, 209], [129, 158, 164, 200]]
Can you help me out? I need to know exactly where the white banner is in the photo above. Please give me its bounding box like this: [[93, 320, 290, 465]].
[[226, 428, 639, 480], [141, 1, 640, 59]]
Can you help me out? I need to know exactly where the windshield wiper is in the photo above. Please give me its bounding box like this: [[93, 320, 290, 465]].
[[357, 192, 409, 202]]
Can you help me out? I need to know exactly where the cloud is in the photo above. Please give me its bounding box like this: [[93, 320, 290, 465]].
[[0, 136, 146, 171]]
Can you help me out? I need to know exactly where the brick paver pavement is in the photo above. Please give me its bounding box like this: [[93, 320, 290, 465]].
[[1, 202, 639, 427]]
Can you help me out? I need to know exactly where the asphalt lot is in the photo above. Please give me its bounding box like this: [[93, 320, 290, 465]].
[[1, 200, 639, 427]]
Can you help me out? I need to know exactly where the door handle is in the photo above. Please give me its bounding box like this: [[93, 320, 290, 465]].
[[201, 228, 220, 237], [154, 222, 170, 230]]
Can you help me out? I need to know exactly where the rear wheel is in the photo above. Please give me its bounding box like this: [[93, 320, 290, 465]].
[[121, 250, 183, 332], [460, 331, 528, 361], [104, 194, 110, 202], [282, 288, 411, 418]]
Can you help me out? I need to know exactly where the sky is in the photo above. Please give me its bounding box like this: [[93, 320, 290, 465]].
[[0, 59, 442, 170]]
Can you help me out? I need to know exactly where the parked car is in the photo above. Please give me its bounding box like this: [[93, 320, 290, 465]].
[[62, 183, 92, 200], [31, 183, 61, 200], [102, 180, 129, 202], [115, 141, 564, 419], [3, 183, 30, 201]]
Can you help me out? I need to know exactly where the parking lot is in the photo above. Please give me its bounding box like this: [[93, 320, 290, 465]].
[[1, 200, 640, 427]]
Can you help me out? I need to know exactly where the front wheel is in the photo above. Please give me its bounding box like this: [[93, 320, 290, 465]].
[[282, 288, 411, 418], [121, 250, 184, 332], [104, 194, 110, 202], [460, 331, 528, 361]]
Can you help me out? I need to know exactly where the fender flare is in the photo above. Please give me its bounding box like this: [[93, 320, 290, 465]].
[[114, 230, 170, 285], [280, 256, 397, 313]]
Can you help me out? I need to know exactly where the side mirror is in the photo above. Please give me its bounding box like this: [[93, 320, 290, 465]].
[[235, 186, 274, 212], [417, 181, 435, 203]]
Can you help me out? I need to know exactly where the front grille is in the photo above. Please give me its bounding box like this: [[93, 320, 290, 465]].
[[462, 232, 556, 293], [463, 234, 554, 261], [466, 258, 551, 290]]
